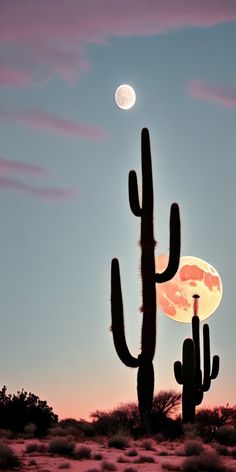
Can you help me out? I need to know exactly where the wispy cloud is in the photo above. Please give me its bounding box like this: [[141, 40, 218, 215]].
[[0, 109, 107, 140], [0, 158, 47, 176], [187, 80, 236, 109], [1, 0, 236, 85], [0, 65, 33, 87], [0, 177, 74, 200]]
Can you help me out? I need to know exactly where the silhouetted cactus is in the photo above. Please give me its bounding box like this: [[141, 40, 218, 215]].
[[174, 295, 220, 423], [111, 128, 181, 434]]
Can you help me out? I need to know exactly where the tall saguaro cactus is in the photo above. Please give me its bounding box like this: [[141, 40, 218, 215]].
[[174, 295, 220, 423], [111, 128, 181, 434]]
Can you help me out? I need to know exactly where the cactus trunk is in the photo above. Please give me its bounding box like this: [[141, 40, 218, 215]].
[[111, 128, 181, 434]]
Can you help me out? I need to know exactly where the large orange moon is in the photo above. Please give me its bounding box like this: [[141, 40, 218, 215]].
[[156, 256, 223, 323]]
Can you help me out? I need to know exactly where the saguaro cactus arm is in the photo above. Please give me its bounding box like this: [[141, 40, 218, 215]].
[[129, 170, 141, 217], [203, 324, 220, 390], [111, 258, 139, 368], [155, 203, 181, 283]]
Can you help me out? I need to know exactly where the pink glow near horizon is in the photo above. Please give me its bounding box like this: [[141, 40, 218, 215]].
[[0, 177, 75, 201], [0, 109, 108, 140], [1, 0, 236, 85], [187, 80, 236, 108]]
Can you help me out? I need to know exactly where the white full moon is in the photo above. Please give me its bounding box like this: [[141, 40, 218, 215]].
[[115, 84, 136, 110]]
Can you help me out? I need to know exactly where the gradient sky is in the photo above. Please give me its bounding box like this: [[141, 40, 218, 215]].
[[0, 1, 235, 421]]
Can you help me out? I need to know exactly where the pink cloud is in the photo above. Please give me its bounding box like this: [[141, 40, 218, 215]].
[[0, 109, 107, 140], [0, 177, 75, 200], [0, 65, 33, 87], [187, 80, 236, 108], [0, 158, 47, 176], [1, 0, 236, 85]]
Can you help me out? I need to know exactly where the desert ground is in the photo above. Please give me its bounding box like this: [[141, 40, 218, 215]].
[[3, 436, 236, 472]]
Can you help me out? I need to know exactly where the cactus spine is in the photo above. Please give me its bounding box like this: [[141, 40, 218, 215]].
[[174, 295, 220, 423], [111, 128, 181, 434]]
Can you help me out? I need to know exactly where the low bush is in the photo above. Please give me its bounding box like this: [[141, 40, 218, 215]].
[[231, 448, 236, 458], [134, 454, 155, 463], [215, 444, 229, 456], [28, 459, 37, 466], [125, 448, 138, 457], [182, 450, 231, 471], [101, 460, 117, 471], [75, 445, 91, 460], [58, 463, 71, 469], [0, 443, 20, 470], [93, 452, 103, 460], [184, 439, 204, 456], [25, 442, 39, 453], [215, 426, 236, 446], [141, 439, 155, 450], [108, 435, 129, 449], [48, 437, 76, 456], [117, 455, 130, 463]]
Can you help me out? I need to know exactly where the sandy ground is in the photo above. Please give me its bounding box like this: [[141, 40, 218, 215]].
[[5, 437, 236, 472]]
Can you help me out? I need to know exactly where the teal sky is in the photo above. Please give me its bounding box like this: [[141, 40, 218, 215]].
[[0, 1, 235, 420]]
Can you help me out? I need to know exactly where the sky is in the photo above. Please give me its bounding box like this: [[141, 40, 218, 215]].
[[0, 0, 235, 421]]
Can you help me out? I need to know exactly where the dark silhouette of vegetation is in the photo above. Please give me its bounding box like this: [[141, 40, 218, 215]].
[[0, 386, 58, 436], [174, 295, 219, 423], [0, 443, 20, 470], [91, 390, 181, 438], [111, 128, 181, 435], [195, 405, 236, 441]]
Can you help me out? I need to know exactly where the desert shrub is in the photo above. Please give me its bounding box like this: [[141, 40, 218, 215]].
[[93, 452, 103, 460], [85, 469, 100, 472], [91, 403, 138, 436], [58, 463, 71, 469], [26, 442, 47, 454], [117, 455, 130, 463], [48, 426, 66, 436], [28, 459, 37, 466], [0, 443, 20, 469], [75, 445, 91, 459], [48, 437, 76, 456], [152, 416, 182, 439], [141, 438, 155, 450], [91, 390, 181, 437], [215, 425, 236, 446], [196, 406, 236, 441], [152, 390, 181, 418], [59, 418, 95, 438], [108, 435, 129, 449], [182, 450, 231, 471], [158, 450, 169, 456], [101, 460, 117, 471], [134, 454, 155, 463], [0, 430, 12, 439], [125, 448, 138, 457], [215, 444, 229, 456], [184, 439, 204, 456], [24, 423, 37, 438], [0, 386, 58, 436], [231, 448, 236, 458], [25, 442, 40, 453], [124, 468, 137, 472]]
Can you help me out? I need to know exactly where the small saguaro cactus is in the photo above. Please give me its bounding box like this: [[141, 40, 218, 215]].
[[174, 295, 220, 423], [111, 128, 181, 434]]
